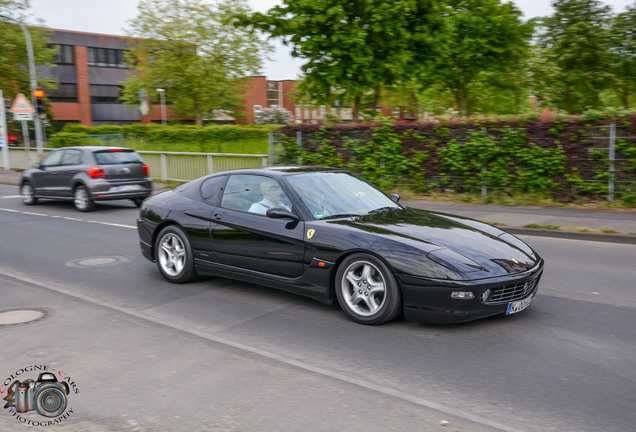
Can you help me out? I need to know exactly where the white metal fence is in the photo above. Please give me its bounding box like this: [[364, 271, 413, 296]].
[[2, 148, 269, 182]]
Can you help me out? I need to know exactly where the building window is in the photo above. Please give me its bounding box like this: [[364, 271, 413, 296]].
[[90, 85, 122, 103], [47, 83, 77, 102], [87, 47, 129, 68], [53, 44, 75, 65], [267, 81, 281, 107]]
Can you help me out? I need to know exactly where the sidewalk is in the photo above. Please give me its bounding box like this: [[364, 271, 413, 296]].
[[2, 169, 635, 244]]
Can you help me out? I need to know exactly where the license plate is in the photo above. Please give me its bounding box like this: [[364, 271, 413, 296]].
[[111, 185, 142, 192], [506, 296, 533, 315]]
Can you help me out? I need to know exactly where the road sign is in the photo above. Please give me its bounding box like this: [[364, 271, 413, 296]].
[[139, 100, 149, 116], [14, 112, 34, 121], [10, 93, 36, 113]]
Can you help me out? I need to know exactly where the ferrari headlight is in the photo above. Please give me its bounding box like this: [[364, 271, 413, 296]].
[[427, 248, 483, 273], [498, 233, 535, 257]]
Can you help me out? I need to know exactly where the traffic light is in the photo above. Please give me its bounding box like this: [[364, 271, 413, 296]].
[[33, 89, 45, 116]]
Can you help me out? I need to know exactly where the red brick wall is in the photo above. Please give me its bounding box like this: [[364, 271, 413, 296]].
[[74, 46, 92, 125], [237, 76, 268, 124], [280, 80, 297, 121], [50, 102, 83, 120]]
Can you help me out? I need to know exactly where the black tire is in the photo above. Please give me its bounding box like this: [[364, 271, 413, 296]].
[[73, 185, 95, 212], [132, 198, 144, 208], [20, 182, 38, 205], [335, 253, 402, 325], [154, 225, 196, 283]]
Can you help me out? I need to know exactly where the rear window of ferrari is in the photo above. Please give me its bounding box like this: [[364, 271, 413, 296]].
[[93, 149, 144, 165]]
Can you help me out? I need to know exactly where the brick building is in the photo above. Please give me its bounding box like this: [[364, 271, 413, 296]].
[[39, 28, 306, 129]]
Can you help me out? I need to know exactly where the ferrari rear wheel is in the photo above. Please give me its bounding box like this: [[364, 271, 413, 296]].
[[155, 225, 196, 283], [335, 253, 402, 325]]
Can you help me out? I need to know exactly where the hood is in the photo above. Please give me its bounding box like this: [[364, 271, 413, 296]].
[[330, 208, 538, 277]]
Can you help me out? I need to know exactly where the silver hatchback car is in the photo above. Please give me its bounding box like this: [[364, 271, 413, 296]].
[[20, 146, 153, 211]]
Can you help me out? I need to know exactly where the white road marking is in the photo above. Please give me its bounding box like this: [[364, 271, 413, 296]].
[[0, 207, 136, 229]]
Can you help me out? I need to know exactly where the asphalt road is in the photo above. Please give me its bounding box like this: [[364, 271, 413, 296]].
[[1, 185, 635, 432]]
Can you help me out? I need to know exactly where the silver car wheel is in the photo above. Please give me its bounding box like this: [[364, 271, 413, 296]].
[[20, 182, 37, 205], [73, 186, 93, 212], [340, 260, 387, 316], [158, 233, 187, 277]]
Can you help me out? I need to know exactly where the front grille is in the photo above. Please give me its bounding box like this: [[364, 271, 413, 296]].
[[483, 277, 538, 305]]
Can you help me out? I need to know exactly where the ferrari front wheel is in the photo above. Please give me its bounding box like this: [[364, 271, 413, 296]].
[[155, 226, 196, 283], [335, 253, 402, 325]]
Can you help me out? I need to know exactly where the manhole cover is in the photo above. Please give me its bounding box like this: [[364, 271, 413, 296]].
[[66, 256, 131, 268], [0, 308, 48, 326]]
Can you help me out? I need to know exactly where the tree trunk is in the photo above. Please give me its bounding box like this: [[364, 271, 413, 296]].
[[352, 95, 362, 123]]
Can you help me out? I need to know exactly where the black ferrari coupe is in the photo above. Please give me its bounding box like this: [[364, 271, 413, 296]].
[[137, 167, 543, 325]]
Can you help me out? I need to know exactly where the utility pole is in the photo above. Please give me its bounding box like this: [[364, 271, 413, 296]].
[[157, 89, 167, 125], [0, 89, 9, 169]]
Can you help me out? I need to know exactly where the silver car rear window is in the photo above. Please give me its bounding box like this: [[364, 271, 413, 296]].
[[93, 150, 143, 165]]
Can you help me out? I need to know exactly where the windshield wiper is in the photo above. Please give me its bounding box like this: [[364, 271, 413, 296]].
[[367, 206, 398, 215], [319, 213, 361, 220]]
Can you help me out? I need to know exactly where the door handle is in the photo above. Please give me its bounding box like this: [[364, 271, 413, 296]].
[[213, 213, 223, 220]]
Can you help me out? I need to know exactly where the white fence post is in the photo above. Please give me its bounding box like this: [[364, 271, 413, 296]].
[[207, 154, 214, 174], [160, 153, 168, 182]]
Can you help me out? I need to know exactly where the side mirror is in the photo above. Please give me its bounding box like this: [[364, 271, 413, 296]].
[[33, 162, 42, 169], [266, 207, 299, 220], [389, 193, 400, 203]]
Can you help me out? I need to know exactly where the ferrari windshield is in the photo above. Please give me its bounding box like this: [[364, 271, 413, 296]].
[[286, 172, 400, 219]]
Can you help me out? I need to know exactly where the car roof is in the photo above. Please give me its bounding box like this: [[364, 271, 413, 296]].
[[218, 166, 347, 178], [55, 146, 134, 152]]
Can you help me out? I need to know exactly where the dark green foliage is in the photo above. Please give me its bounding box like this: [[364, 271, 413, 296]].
[[276, 115, 636, 202], [50, 124, 271, 153]]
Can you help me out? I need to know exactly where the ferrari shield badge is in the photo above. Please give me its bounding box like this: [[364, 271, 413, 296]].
[[307, 229, 315, 239]]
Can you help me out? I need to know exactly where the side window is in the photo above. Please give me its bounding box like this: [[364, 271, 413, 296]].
[[247, 177, 292, 215], [220, 175, 263, 212], [200, 175, 227, 206], [62, 149, 83, 165], [41, 150, 64, 167]]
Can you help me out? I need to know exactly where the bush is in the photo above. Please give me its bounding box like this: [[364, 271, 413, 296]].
[[254, 107, 293, 125], [53, 123, 272, 153]]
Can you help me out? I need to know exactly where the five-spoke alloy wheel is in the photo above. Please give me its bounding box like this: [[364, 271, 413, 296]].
[[335, 253, 402, 325], [73, 185, 95, 212], [155, 226, 196, 283]]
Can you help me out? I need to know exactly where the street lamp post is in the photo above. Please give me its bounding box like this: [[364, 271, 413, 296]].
[[0, 14, 44, 155], [156, 89, 166, 126]]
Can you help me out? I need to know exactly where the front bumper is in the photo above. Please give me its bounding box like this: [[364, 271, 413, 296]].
[[400, 262, 543, 324], [137, 218, 155, 262]]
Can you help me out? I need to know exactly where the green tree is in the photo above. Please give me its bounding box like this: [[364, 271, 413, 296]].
[[427, 0, 533, 116], [247, 0, 443, 122], [0, 1, 57, 101], [608, 4, 636, 109], [534, 0, 613, 113], [121, 0, 269, 125]]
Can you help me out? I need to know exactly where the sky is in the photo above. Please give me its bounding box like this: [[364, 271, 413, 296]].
[[23, 0, 636, 81]]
